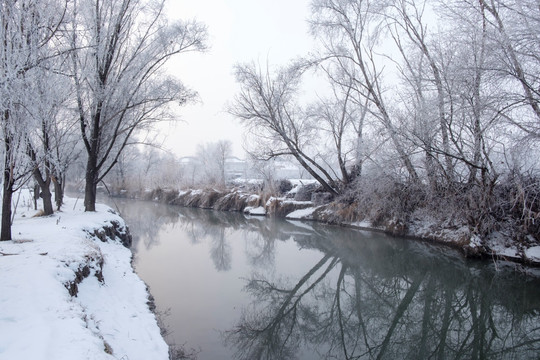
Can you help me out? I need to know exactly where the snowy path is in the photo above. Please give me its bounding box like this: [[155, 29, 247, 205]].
[[0, 195, 168, 360]]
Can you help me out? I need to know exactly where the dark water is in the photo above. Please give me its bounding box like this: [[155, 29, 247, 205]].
[[104, 197, 540, 360]]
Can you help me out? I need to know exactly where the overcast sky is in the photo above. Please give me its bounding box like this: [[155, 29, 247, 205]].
[[160, 0, 315, 157]]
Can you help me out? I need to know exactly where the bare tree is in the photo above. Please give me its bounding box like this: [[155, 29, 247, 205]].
[[231, 61, 340, 195], [0, 0, 67, 240], [23, 63, 80, 214], [480, 0, 540, 130], [70, 0, 207, 211], [310, 0, 421, 183], [388, 0, 456, 183], [196, 140, 232, 187]]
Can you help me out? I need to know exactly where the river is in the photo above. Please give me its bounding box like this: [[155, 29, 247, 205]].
[[103, 196, 540, 360]]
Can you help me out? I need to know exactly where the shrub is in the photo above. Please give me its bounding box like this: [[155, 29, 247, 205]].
[[277, 179, 293, 194]]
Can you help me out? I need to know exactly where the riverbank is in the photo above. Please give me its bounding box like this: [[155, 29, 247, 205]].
[[0, 194, 169, 360], [122, 184, 540, 267]]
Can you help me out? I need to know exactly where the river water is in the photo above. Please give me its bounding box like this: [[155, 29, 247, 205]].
[[104, 197, 540, 360]]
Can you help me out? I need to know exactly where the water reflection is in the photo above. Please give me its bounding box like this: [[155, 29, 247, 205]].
[[225, 225, 540, 360], [105, 197, 540, 360], [101, 197, 182, 250]]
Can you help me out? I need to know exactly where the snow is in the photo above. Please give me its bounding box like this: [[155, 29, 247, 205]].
[[265, 196, 312, 207], [286, 207, 316, 220], [496, 246, 520, 259], [282, 199, 313, 206], [284, 179, 318, 195], [526, 246, 540, 262], [288, 179, 318, 185], [350, 220, 374, 229], [469, 235, 482, 248], [0, 193, 168, 360], [244, 206, 266, 216]]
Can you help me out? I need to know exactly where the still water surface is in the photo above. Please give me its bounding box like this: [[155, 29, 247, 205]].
[[105, 197, 540, 360]]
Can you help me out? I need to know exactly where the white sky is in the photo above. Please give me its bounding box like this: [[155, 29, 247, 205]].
[[160, 0, 315, 157]]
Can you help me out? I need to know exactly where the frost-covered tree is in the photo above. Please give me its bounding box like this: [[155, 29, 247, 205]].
[[70, 0, 207, 211], [0, 0, 68, 240], [24, 64, 80, 214], [231, 61, 341, 195], [196, 140, 232, 187], [310, 0, 421, 184], [105, 145, 183, 192], [480, 0, 540, 135], [306, 69, 370, 184], [230, 0, 539, 242]]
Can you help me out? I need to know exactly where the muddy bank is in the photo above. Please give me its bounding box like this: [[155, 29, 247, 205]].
[[113, 187, 540, 267]]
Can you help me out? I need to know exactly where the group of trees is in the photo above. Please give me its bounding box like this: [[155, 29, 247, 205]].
[[0, 0, 206, 240], [232, 0, 540, 239], [103, 140, 234, 192], [194, 140, 233, 187], [99, 146, 182, 194]]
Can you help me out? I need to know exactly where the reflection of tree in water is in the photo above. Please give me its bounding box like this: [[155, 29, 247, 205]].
[[104, 198, 181, 252], [174, 208, 239, 271], [109, 200, 540, 359], [210, 227, 232, 271], [114, 201, 287, 272], [174, 208, 303, 272], [243, 219, 294, 270], [225, 224, 540, 360]]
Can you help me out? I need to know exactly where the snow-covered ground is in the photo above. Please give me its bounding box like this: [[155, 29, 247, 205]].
[[0, 193, 168, 360], [286, 206, 317, 220]]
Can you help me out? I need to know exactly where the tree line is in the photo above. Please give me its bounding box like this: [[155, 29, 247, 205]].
[[231, 0, 540, 243], [102, 139, 233, 193], [0, 0, 206, 240]]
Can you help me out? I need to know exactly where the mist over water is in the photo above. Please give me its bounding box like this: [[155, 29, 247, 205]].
[[105, 197, 540, 360]]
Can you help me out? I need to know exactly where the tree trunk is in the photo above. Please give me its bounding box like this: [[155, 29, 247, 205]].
[[351, 125, 364, 180], [1, 179, 13, 241], [52, 175, 63, 210], [40, 183, 54, 216], [29, 144, 54, 216], [424, 143, 438, 194], [84, 178, 97, 212], [468, 2, 488, 185], [32, 168, 54, 216], [292, 151, 339, 196], [0, 181, 13, 241], [84, 151, 99, 211], [1, 141, 13, 241], [34, 183, 39, 210]]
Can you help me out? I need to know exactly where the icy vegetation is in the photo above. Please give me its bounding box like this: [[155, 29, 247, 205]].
[[122, 179, 540, 266], [0, 193, 168, 360]]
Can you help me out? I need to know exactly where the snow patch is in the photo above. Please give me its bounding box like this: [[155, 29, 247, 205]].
[[286, 207, 316, 220], [350, 220, 374, 229], [526, 246, 540, 262], [0, 193, 168, 360], [244, 206, 266, 216], [469, 235, 482, 248]]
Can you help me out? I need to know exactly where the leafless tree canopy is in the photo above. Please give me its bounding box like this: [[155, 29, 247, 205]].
[[231, 0, 540, 244], [0, 0, 206, 239]]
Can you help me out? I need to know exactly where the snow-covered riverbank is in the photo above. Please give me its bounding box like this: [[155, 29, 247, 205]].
[[127, 185, 540, 267], [0, 195, 168, 360]]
